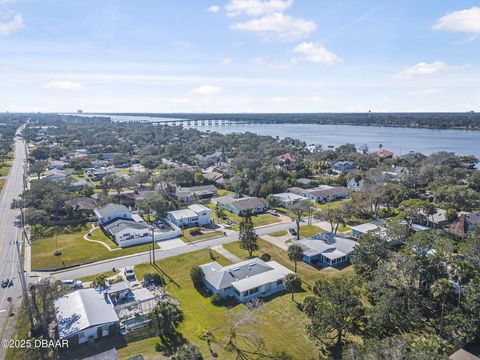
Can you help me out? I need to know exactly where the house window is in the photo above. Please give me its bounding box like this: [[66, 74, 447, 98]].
[[78, 331, 85, 339], [248, 287, 259, 295], [276, 280, 283, 285]]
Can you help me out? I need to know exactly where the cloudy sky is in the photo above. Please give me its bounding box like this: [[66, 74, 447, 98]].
[[0, 0, 479, 112]]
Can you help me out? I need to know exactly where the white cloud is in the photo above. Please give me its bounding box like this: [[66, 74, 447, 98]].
[[231, 12, 316, 41], [190, 84, 223, 95], [292, 42, 342, 65], [207, 5, 221, 14], [226, 0, 293, 17], [220, 57, 233, 65], [409, 88, 443, 97], [0, 14, 23, 37], [393, 61, 453, 80], [43, 80, 85, 90], [433, 7, 480, 33]]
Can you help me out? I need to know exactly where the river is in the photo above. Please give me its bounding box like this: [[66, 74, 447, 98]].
[[76, 114, 480, 158]]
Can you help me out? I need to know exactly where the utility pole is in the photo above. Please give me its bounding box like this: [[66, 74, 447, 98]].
[[14, 238, 33, 327], [151, 227, 155, 265]]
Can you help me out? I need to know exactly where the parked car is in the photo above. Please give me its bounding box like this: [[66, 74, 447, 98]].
[[267, 209, 278, 216], [289, 228, 297, 236], [62, 280, 83, 288], [1, 279, 10, 288], [124, 266, 136, 280]]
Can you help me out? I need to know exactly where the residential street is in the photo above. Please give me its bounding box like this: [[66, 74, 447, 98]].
[[0, 134, 27, 354], [50, 219, 301, 281]]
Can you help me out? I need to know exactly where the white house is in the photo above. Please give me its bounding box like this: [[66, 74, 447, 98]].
[[272, 192, 308, 206], [94, 204, 132, 225], [55, 288, 119, 344], [107, 221, 151, 247], [200, 258, 293, 303], [212, 195, 268, 216], [297, 232, 357, 267], [347, 178, 364, 192], [166, 204, 212, 227], [288, 185, 348, 203], [175, 185, 218, 202]]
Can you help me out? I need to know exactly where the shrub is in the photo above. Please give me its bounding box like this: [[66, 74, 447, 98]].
[[260, 253, 271, 261], [190, 265, 205, 288], [211, 293, 223, 306], [144, 272, 163, 286]]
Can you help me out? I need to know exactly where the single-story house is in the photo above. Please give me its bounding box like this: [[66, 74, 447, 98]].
[[176, 185, 218, 202], [382, 165, 409, 182], [347, 178, 364, 192], [91, 160, 110, 168], [272, 192, 308, 206], [69, 177, 95, 191], [48, 160, 68, 170], [275, 153, 296, 163], [288, 185, 348, 203], [296, 232, 356, 267], [332, 161, 356, 174], [200, 258, 293, 303], [212, 195, 268, 216], [351, 222, 384, 239], [44, 169, 69, 181], [195, 151, 223, 164], [54, 288, 119, 344], [448, 211, 480, 239], [166, 204, 211, 227], [85, 168, 117, 181], [94, 203, 132, 225], [66, 196, 96, 212], [372, 148, 396, 160], [419, 208, 450, 228], [108, 221, 151, 247]]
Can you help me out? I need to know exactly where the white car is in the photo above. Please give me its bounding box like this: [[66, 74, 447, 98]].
[[63, 280, 83, 288], [124, 266, 136, 280]]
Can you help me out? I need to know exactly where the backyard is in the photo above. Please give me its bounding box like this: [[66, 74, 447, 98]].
[[31, 224, 157, 270], [125, 248, 320, 360]]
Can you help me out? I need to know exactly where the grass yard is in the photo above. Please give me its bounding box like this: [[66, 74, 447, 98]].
[[0, 165, 10, 177], [0, 178, 5, 193], [208, 203, 281, 229], [127, 248, 319, 360], [217, 189, 235, 196], [251, 213, 282, 227], [313, 198, 351, 210], [78, 269, 120, 283], [299, 224, 325, 238], [88, 227, 119, 249], [181, 227, 224, 242], [223, 238, 353, 285], [31, 224, 156, 270], [268, 229, 288, 237]]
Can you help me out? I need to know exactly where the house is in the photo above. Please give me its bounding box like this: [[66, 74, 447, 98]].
[[85, 168, 117, 181], [82, 349, 119, 360], [382, 165, 409, 182], [176, 185, 218, 202], [195, 151, 223, 164], [69, 177, 95, 191], [105, 281, 131, 303], [351, 222, 384, 239], [107, 221, 151, 247], [448, 211, 480, 239], [275, 153, 296, 163], [203, 172, 230, 186], [44, 169, 68, 181], [94, 204, 132, 225], [372, 148, 396, 160], [419, 208, 450, 228], [347, 178, 364, 192], [54, 288, 119, 344], [166, 204, 212, 227], [297, 178, 312, 185], [288, 185, 348, 203], [272, 192, 308, 207], [91, 160, 110, 168], [66, 196, 96, 213], [48, 160, 68, 170], [212, 195, 268, 216], [200, 258, 293, 303], [297, 232, 356, 267], [448, 349, 480, 360], [332, 161, 357, 174]]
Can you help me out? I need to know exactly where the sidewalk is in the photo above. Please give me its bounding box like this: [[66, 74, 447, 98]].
[[211, 245, 241, 262]]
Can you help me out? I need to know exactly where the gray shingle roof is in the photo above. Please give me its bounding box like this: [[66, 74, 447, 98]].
[[95, 203, 129, 218], [230, 197, 267, 212]]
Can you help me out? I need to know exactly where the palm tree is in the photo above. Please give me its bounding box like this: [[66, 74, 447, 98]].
[[431, 278, 452, 335], [287, 244, 304, 273], [284, 274, 302, 302]]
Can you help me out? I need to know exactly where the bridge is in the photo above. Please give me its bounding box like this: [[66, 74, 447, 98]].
[[134, 118, 254, 127]]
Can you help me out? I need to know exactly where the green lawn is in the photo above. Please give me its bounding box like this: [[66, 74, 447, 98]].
[[217, 189, 235, 196], [299, 224, 325, 238], [88, 227, 119, 249], [208, 203, 281, 229], [223, 238, 353, 285], [251, 213, 282, 227], [268, 229, 289, 237], [0, 179, 5, 193], [181, 227, 224, 242], [31, 225, 157, 270], [313, 198, 351, 210], [0, 165, 10, 177], [127, 248, 320, 360]]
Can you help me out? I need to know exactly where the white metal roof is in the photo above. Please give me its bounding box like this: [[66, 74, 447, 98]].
[[55, 289, 119, 339]]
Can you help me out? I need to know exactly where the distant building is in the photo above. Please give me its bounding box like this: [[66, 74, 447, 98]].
[[372, 148, 396, 160], [272, 192, 308, 207], [200, 258, 293, 303], [288, 185, 348, 203], [332, 161, 357, 174], [94, 204, 132, 225], [448, 211, 480, 239], [166, 204, 212, 227], [212, 195, 267, 216], [176, 185, 218, 202], [47, 160, 68, 170], [347, 178, 364, 192]]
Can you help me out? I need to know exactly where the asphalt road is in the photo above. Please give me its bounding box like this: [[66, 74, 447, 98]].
[[0, 135, 26, 334], [51, 220, 301, 281]]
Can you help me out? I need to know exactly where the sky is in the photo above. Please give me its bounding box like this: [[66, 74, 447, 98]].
[[0, 0, 479, 113]]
